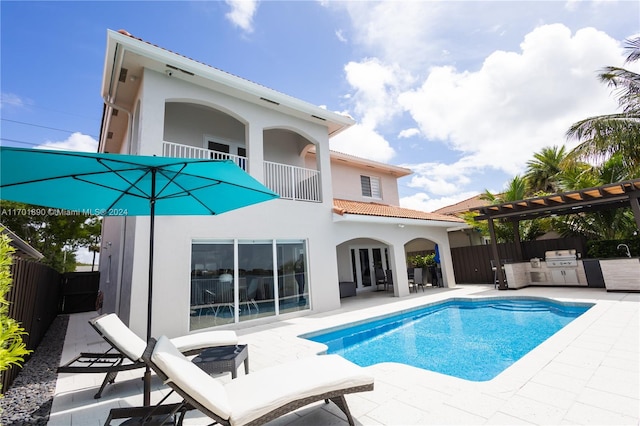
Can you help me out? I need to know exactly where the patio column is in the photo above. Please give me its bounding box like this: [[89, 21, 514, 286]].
[[488, 218, 507, 290], [389, 244, 409, 297], [246, 123, 264, 182]]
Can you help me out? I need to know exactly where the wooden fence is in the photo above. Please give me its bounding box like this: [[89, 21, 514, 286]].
[[450, 236, 588, 284], [1, 260, 100, 392], [2, 259, 60, 393]]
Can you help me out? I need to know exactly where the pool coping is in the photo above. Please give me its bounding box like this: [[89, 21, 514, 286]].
[[50, 285, 640, 425]]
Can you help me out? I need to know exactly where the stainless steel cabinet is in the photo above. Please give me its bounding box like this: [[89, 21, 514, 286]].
[[551, 268, 579, 285]]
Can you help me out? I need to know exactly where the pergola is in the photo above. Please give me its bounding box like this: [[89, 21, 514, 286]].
[[470, 178, 640, 290]]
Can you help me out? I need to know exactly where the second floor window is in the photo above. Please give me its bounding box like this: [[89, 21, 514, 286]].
[[361, 175, 381, 199]]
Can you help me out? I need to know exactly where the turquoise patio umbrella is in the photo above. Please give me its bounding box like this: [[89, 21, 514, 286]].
[[0, 146, 279, 404]]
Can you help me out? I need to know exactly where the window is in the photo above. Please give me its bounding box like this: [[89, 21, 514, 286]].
[[360, 175, 381, 199], [204, 137, 246, 158], [190, 239, 308, 330], [208, 141, 230, 154]]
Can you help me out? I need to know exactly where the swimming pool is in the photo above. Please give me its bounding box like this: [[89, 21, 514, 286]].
[[302, 298, 593, 381]]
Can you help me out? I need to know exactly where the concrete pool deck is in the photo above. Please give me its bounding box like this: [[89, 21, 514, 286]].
[[49, 285, 639, 425]]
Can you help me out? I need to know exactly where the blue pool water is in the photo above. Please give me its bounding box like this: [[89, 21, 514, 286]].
[[303, 298, 592, 381]]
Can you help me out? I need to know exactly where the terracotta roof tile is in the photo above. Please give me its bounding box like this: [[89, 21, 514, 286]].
[[333, 199, 465, 223], [433, 194, 489, 215]]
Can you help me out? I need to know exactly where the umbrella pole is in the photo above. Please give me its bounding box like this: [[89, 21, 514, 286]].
[[143, 169, 157, 407]]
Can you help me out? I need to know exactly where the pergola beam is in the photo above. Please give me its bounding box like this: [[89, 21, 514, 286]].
[[471, 179, 640, 222]]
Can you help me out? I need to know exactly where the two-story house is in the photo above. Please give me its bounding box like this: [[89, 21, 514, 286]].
[[97, 29, 464, 339]]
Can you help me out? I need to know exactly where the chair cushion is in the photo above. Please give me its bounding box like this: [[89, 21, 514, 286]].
[[170, 330, 238, 353], [92, 313, 239, 361], [152, 336, 232, 420], [93, 314, 147, 361], [224, 355, 374, 425]]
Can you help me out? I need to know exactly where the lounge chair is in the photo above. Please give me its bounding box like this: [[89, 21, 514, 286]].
[[58, 313, 238, 399], [138, 335, 374, 426]]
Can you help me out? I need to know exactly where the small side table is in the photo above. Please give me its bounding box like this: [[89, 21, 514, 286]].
[[192, 344, 249, 379]]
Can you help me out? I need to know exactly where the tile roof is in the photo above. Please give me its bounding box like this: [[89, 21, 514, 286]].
[[432, 194, 489, 215], [333, 199, 465, 223]]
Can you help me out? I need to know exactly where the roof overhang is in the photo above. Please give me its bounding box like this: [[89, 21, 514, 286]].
[[470, 179, 640, 222], [333, 212, 463, 229], [327, 150, 412, 177], [0, 224, 44, 260], [101, 29, 355, 148]]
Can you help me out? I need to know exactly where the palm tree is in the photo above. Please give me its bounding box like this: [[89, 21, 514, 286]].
[[525, 146, 566, 194], [472, 176, 547, 242], [566, 36, 640, 177], [555, 154, 637, 239], [479, 175, 527, 204]]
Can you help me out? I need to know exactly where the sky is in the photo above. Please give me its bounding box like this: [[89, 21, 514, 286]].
[[1, 0, 639, 262]]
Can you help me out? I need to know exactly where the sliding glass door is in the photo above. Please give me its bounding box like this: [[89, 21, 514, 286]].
[[190, 239, 308, 330]]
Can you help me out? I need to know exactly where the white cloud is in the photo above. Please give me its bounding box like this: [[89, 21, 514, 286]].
[[343, 59, 413, 128], [398, 128, 419, 139], [400, 190, 480, 213], [402, 159, 477, 196], [398, 24, 625, 176], [1, 92, 27, 109], [335, 29, 347, 43], [37, 132, 98, 152], [564, 0, 580, 12], [330, 124, 395, 163], [225, 0, 258, 33], [334, 1, 446, 70]]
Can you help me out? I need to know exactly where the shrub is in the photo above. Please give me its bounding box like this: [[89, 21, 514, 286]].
[[0, 229, 31, 398], [587, 237, 640, 259], [408, 253, 436, 268]]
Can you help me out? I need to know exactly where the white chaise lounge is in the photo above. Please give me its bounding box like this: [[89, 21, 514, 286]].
[[58, 313, 238, 398], [138, 335, 374, 426]]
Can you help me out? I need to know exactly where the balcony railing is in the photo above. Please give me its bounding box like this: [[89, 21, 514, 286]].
[[163, 141, 247, 170], [264, 161, 321, 202], [163, 141, 321, 202]]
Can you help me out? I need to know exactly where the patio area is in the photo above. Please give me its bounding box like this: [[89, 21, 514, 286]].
[[49, 284, 639, 425]]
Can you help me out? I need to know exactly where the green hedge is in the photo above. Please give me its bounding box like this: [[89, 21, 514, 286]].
[[587, 237, 640, 259]]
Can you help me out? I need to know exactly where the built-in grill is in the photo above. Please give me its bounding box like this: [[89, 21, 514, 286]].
[[545, 249, 578, 268]]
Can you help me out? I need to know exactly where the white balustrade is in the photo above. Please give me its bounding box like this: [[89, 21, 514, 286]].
[[163, 141, 321, 202]]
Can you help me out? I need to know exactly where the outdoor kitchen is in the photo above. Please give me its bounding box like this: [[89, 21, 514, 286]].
[[503, 249, 588, 289], [501, 248, 640, 292]]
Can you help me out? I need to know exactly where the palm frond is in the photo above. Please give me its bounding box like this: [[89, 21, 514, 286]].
[[623, 36, 640, 63], [598, 66, 640, 112]]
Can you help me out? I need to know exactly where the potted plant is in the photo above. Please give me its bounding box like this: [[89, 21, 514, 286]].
[[408, 254, 436, 284]]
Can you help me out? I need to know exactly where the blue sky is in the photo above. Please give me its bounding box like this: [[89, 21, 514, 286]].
[[1, 0, 639, 220]]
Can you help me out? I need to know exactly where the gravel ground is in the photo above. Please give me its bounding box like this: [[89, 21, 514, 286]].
[[0, 315, 68, 426]]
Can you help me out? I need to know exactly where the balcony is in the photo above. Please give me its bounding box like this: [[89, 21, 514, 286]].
[[163, 141, 321, 202]]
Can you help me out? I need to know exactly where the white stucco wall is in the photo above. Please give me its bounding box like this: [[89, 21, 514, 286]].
[[164, 103, 245, 147], [112, 68, 341, 339]]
